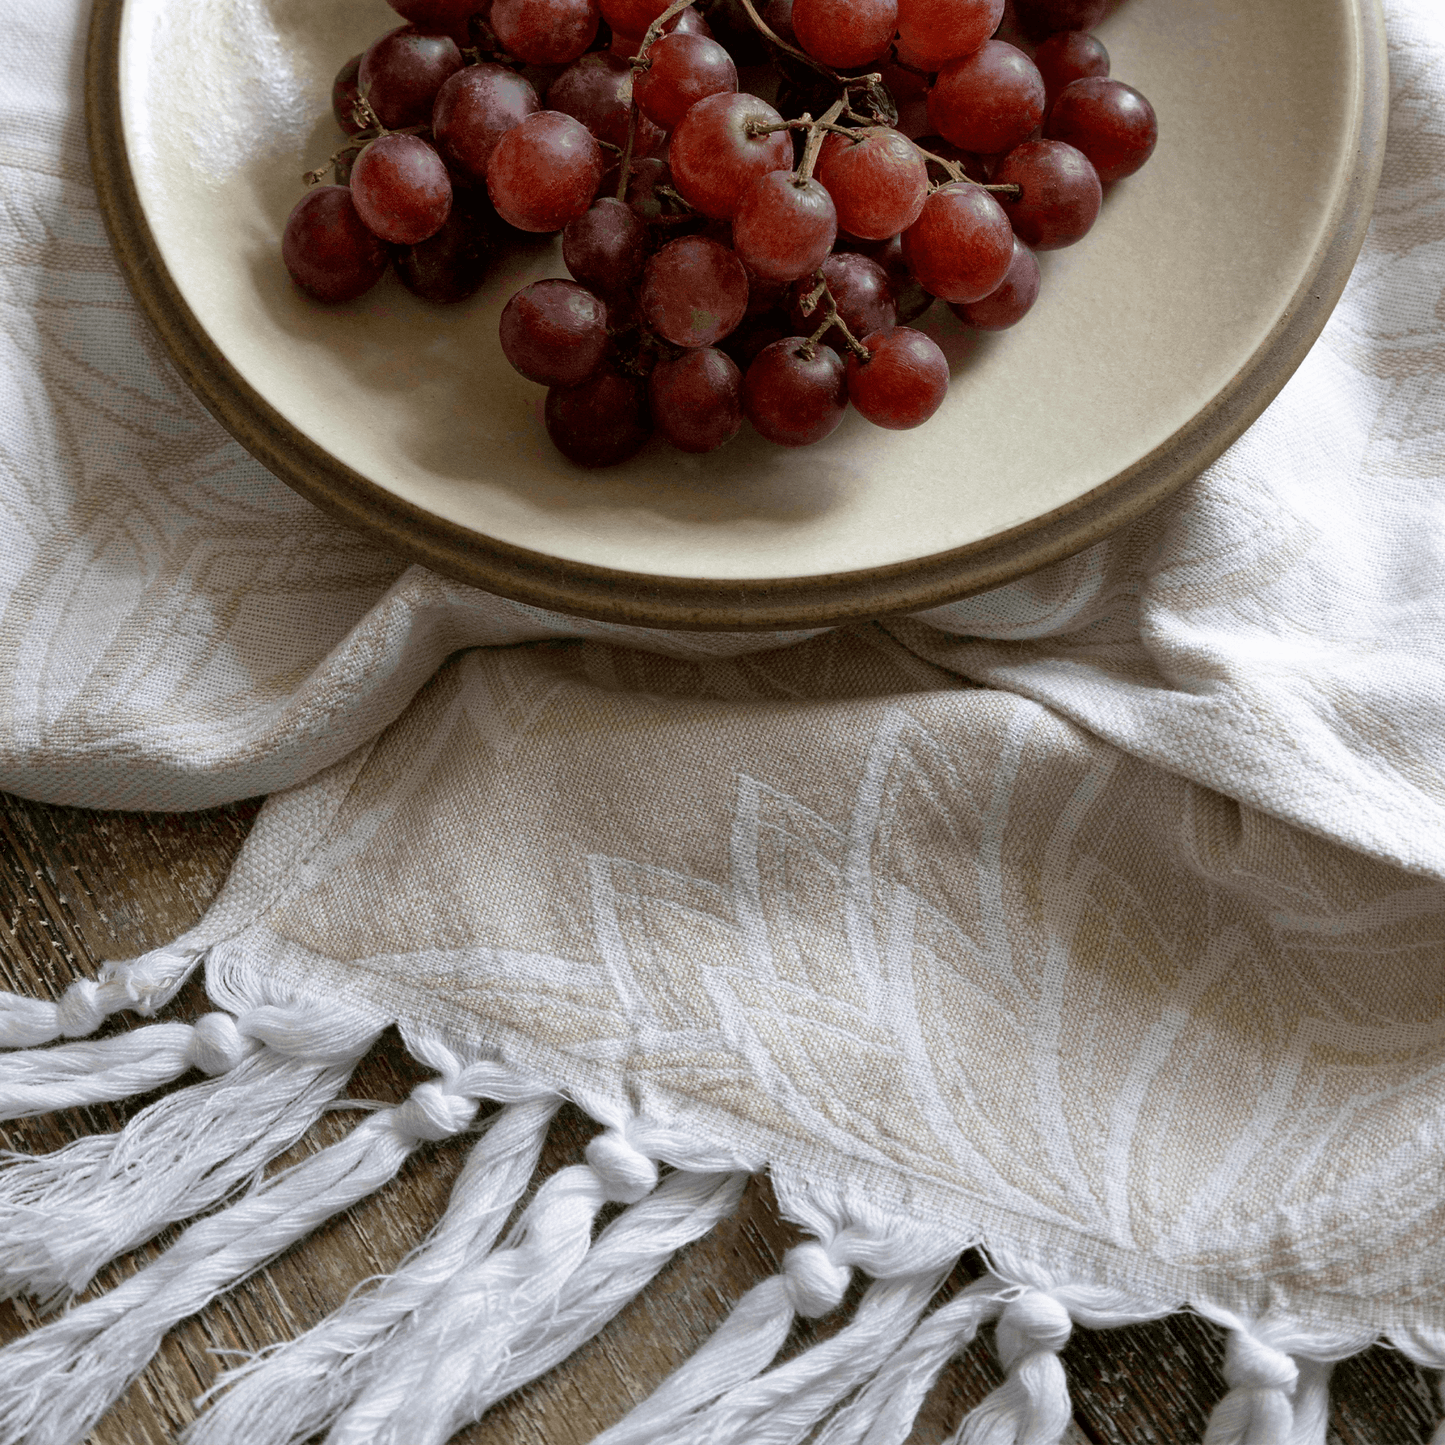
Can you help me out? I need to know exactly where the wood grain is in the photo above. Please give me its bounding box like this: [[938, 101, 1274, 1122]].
[[0, 790, 1438, 1445]]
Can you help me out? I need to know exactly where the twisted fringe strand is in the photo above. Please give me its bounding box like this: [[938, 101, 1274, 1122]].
[[0, 961, 1436, 1445]]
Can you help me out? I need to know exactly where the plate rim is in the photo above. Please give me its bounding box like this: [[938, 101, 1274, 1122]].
[[85, 0, 1389, 632]]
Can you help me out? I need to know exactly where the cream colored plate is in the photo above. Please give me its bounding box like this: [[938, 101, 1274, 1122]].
[[93, 0, 1386, 627]]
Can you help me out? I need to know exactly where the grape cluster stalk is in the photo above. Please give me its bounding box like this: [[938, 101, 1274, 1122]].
[[282, 0, 1158, 465]]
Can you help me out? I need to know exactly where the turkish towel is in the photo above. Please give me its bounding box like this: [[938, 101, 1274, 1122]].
[[0, 1, 1443, 1443]]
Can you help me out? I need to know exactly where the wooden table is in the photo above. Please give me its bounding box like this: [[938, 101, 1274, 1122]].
[[0, 791, 1438, 1445]]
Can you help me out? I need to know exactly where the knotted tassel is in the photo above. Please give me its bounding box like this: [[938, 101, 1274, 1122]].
[[0, 1012, 261, 1119], [954, 1286, 1075, 1445], [488, 1167, 751, 1398], [813, 1276, 1009, 1445], [186, 1076, 564, 1445], [587, 1233, 857, 1445], [0, 942, 204, 1049], [669, 1264, 953, 1445], [0, 1035, 497, 1445], [326, 1112, 694, 1445], [950, 1258, 1177, 1445], [0, 997, 385, 1306], [332, 1167, 753, 1445], [1198, 1310, 1377, 1445]]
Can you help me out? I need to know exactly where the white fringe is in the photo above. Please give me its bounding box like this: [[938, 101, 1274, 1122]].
[[948, 1262, 1178, 1445], [0, 1034, 501, 1445], [813, 1276, 1010, 1445], [670, 1267, 953, 1445], [311, 1166, 751, 1445], [321, 1109, 749, 1445], [589, 1196, 972, 1445], [0, 953, 1430, 1445], [186, 1087, 565, 1445], [0, 943, 203, 1049], [0, 997, 385, 1305], [1195, 1308, 1379, 1445], [0, 1014, 262, 1119]]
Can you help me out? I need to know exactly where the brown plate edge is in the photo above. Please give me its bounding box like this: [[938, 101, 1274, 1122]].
[[86, 0, 1389, 634]]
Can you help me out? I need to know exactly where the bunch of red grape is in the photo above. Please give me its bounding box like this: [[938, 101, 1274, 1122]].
[[282, 0, 1157, 467]]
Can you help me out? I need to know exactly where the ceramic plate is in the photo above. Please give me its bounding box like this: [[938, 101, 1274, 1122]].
[[87, 0, 1386, 629]]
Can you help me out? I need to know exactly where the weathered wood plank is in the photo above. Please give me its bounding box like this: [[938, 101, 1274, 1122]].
[[0, 791, 1437, 1444]]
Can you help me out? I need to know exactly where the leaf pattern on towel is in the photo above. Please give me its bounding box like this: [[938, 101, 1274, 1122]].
[[263, 633, 1445, 1326]]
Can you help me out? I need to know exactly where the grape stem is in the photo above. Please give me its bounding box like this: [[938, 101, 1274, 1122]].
[[746, 117, 862, 141], [734, 0, 885, 94], [799, 273, 870, 363], [630, 0, 700, 69], [912, 140, 1022, 197], [616, 106, 639, 201], [617, 0, 697, 201], [795, 98, 846, 184], [302, 100, 428, 187]]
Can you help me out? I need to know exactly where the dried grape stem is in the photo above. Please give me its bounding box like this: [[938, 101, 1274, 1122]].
[[747, 118, 861, 141], [800, 273, 870, 362], [630, 0, 701, 69], [615, 104, 639, 201], [734, 0, 882, 93], [304, 122, 425, 187], [350, 94, 382, 133], [796, 98, 846, 183]]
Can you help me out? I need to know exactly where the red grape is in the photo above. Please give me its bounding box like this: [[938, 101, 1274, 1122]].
[[1014, 0, 1106, 39], [600, 0, 672, 36], [641, 234, 749, 347], [721, 314, 789, 368], [433, 65, 540, 187], [815, 128, 929, 241], [332, 54, 365, 137], [994, 137, 1101, 247], [762, 0, 798, 45], [386, 0, 480, 46], [743, 339, 848, 447], [649, 348, 745, 451], [352, 134, 453, 244], [732, 172, 837, 282], [491, 0, 601, 65], [486, 111, 606, 232], [547, 52, 667, 155], [282, 185, 390, 302], [392, 198, 496, 302], [597, 155, 679, 222], [1043, 77, 1158, 183], [845, 327, 949, 429], [500, 278, 609, 386], [927, 40, 1046, 157], [563, 196, 651, 298], [359, 26, 463, 131], [1033, 30, 1109, 107], [610, 3, 713, 55], [744, 265, 791, 316], [864, 233, 935, 322], [786, 251, 897, 349], [791, 0, 898, 70], [546, 368, 652, 467], [895, 0, 1004, 71], [899, 182, 1012, 302], [634, 33, 739, 132], [947, 232, 1038, 328], [668, 92, 794, 219]]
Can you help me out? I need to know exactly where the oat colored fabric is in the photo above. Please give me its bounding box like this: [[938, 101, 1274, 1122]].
[[1, 0, 1444, 1339]]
